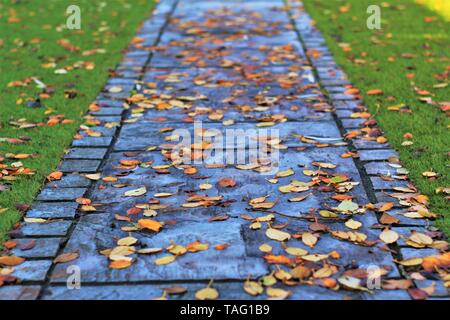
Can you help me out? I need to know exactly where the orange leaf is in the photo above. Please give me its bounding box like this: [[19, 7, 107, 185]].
[[263, 255, 293, 265], [109, 260, 133, 269], [218, 178, 236, 188], [0, 256, 25, 266], [367, 89, 383, 95], [47, 171, 63, 181], [138, 219, 163, 232]]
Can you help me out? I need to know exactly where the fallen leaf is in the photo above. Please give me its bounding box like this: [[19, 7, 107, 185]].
[[266, 228, 291, 242], [195, 286, 219, 300], [138, 219, 163, 232], [124, 187, 147, 197], [0, 256, 25, 266], [54, 252, 79, 264], [154, 255, 176, 265], [379, 228, 399, 244]]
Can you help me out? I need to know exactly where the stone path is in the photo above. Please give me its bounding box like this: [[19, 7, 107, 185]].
[[1, 0, 448, 300]]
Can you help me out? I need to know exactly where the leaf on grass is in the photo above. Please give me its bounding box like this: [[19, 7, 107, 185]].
[[345, 219, 362, 230]]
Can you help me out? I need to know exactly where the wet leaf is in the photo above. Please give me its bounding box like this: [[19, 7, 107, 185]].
[[244, 280, 264, 296], [0, 256, 25, 266], [195, 286, 219, 300], [54, 252, 79, 264], [266, 228, 291, 242], [124, 187, 147, 197], [379, 228, 399, 244], [154, 255, 176, 266]]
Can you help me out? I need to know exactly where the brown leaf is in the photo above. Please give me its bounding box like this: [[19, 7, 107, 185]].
[[208, 215, 229, 222], [408, 288, 428, 300], [218, 177, 236, 188], [0, 256, 25, 266], [54, 252, 79, 264], [380, 213, 400, 225]]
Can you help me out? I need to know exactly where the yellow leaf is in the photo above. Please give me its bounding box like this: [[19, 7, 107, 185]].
[[302, 232, 318, 248], [195, 287, 219, 300], [259, 244, 273, 253], [379, 228, 399, 244], [117, 237, 138, 246], [243, 280, 263, 296], [124, 187, 147, 197], [276, 168, 294, 178], [285, 246, 308, 256], [345, 219, 362, 230], [155, 255, 176, 265], [266, 228, 291, 242]]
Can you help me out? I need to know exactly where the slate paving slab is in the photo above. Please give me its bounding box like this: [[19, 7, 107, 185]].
[[5, 0, 447, 300]]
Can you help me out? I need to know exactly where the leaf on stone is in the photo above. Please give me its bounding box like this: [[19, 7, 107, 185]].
[[218, 177, 236, 188], [319, 210, 338, 218], [54, 252, 79, 264], [243, 280, 264, 296], [285, 246, 308, 256], [138, 219, 163, 232], [259, 243, 273, 253], [290, 265, 311, 279], [266, 287, 291, 300], [186, 241, 209, 252], [266, 228, 291, 242], [376, 202, 394, 212], [117, 237, 138, 246], [302, 232, 318, 248], [408, 231, 433, 246], [337, 200, 359, 213], [0, 256, 25, 266], [288, 193, 311, 202], [379, 228, 399, 244], [338, 275, 369, 291], [380, 213, 400, 225], [47, 171, 63, 181], [396, 257, 423, 266], [124, 187, 147, 197], [276, 168, 294, 178], [408, 288, 428, 300], [195, 286, 219, 300]]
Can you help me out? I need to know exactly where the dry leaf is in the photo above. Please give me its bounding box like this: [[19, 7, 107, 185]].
[[379, 228, 399, 244]]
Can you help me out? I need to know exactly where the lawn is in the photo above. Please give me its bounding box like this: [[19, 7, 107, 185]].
[[0, 0, 155, 242], [302, 0, 449, 234]]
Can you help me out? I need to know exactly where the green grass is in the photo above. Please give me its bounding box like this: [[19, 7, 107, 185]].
[[302, 0, 450, 234], [0, 0, 155, 242]]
